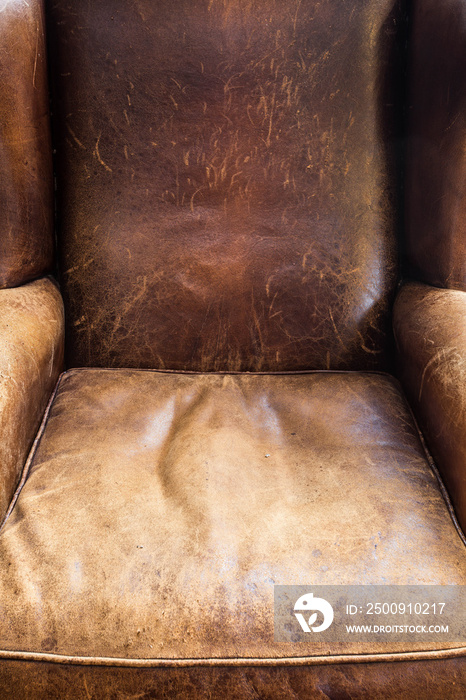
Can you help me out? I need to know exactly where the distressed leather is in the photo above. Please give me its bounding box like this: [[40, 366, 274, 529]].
[[0, 657, 465, 700], [0, 370, 463, 668], [405, 0, 466, 290], [394, 281, 466, 535], [0, 1, 465, 697], [47, 0, 403, 371], [0, 278, 64, 526], [0, 0, 53, 288]]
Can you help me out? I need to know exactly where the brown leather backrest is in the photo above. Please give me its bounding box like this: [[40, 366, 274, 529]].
[[0, 0, 53, 289], [405, 0, 466, 292], [48, 0, 405, 371]]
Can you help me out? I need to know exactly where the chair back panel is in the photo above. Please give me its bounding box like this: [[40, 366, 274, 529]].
[[406, 0, 466, 292], [48, 0, 404, 371]]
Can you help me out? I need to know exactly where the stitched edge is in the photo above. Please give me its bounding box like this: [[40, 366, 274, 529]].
[[0, 646, 464, 667], [0, 373, 65, 535], [60, 367, 396, 377]]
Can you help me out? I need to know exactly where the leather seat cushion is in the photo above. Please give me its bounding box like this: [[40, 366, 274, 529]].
[[0, 369, 464, 664]]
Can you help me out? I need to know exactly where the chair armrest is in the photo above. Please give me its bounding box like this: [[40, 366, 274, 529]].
[[0, 278, 64, 526], [393, 281, 466, 535]]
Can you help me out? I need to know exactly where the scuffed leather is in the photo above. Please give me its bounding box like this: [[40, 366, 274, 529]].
[[0, 657, 465, 699], [0, 370, 463, 663], [394, 281, 466, 536], [0, 278, 64, 525], [405, 0, 466, 290], [0, 0, 54, 288], [47, 0, 404, 371]]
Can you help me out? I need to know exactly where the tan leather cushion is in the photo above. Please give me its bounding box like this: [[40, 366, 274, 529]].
[[0, 370, 464, 665]]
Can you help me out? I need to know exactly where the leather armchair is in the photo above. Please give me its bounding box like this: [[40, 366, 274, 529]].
[[0, 0, 464, 697]]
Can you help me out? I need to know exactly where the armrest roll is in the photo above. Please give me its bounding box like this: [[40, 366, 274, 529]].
[[393, 281, 466, 535], [0, 278, 64, 525]]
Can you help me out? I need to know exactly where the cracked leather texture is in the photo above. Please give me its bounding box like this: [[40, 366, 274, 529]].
[[405, 0, 466, 290], [0, 657, 465, 699], [0, 278, 64, 526], [47, 0, 403, 371], [0, 0, 53, 289], [0, 370, 463, 666], [394, 281, 466, 535]]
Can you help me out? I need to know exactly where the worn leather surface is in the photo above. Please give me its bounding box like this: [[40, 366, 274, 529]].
[[0, 657, 465, 699], [405, 0, 466, 291], [47, 0, 404, 371], [0, 370, 463, 664], [0, 278, 64, 526], [394, 281, 466, 536], [0, 0, 53, 289]]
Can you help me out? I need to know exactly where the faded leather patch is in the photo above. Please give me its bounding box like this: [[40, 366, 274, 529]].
[[0, 369, 464, 661]]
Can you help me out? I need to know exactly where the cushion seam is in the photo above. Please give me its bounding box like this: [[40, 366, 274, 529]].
[[60, 367, 396, 378], [0, 647, 464, 667]]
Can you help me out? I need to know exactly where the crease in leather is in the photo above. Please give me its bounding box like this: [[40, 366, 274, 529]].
[[0, 278, 64, 525], [0, 376, 63, 536]]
